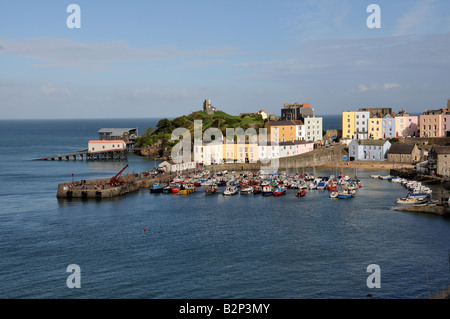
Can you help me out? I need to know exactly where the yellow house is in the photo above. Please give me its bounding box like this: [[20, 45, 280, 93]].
[[368, 118, 383, 139], [222, 141, 258, 163], [342, 112, 355, 139], [265, 120, 296, 143]]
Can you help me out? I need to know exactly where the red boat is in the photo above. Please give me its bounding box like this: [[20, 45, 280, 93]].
[[253, 185, 262, 194], [296, 189, 307, 197], [273, 186, 286, 196]]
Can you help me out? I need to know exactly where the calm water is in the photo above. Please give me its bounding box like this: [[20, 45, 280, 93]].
[[0, 118, 449, 299]]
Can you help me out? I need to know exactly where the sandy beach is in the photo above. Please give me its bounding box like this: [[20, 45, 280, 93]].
[[321, 161, 415, 171]]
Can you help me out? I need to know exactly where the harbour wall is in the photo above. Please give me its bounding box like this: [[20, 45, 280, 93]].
[[390, 168, 450, 189]]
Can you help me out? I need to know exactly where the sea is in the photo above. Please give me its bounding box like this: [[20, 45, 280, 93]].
[[0, 115, 449, 300]]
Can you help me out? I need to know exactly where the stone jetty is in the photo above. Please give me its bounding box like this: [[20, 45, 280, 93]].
[[56, 171, 188, 199]]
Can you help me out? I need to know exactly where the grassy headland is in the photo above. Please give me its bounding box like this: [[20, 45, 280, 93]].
[[135, 111, 267, 158]]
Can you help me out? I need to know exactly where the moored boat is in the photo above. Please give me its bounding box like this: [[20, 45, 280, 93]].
[[396, 197, 427, 205], [329, 191, 338, 198], [240, 185, 254, 195], [178, 184, 195, 195], [262, 185, 273, 196], [223, 186, 239, 196], [205, 185, 218, 194], [253, 185, 262, 194], [150, 183, 163, 193], [273, 186, 286, 197], [337, 189, 356, 199]]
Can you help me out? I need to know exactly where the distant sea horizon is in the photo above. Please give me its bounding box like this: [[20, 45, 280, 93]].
[[1, 114, 343, 131]]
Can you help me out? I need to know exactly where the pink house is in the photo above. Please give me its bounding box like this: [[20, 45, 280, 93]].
[[395, 109, 418, 138], [294, 140, 314, 155], [441, 113, 450, 137]]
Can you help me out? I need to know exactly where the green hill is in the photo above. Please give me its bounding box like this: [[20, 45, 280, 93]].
[[135, 111, 267, 157]]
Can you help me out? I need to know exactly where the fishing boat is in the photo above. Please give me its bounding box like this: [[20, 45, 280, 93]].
[[273, 186, 286, 197], [216, 180, 227, 187], [262, 185, 273, 196], [253, 185, 262, 194], [396, 197, 427, 205], [150, 183, 163, 193], [178, 184, 195, 195], [162, 185, 173, 193], [171, 184, 181, 194], [337, 189, 356, 199], [205, 185, 218, 194], [240, 185, 254, 195], [296, 189, 306, 197], [223, 186, 239, 196]]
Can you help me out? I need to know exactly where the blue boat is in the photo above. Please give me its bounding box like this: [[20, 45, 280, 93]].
[[317, 181, 326, 190], [150, 183, 163, 193], [337, 189, 356, 199]]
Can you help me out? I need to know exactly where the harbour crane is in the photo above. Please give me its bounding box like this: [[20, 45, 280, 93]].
[[109, 164, 129, 185]]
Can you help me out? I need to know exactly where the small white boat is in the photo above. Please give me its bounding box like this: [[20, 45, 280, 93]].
[[223, 186, 239, 196], [396, 197, 427, 205], [329, 191, 339, 198], [240, 185, 254, 195]]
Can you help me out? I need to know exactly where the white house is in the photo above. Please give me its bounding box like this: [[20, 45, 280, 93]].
[[294, 120, 306, 141], [354, 111, 370, 140], [88, 140, 126, 153], [259, 141, 280, 161], [280, 142, 296, 158], [348, 140, 391, 161], [158, 160, 196, 173], [193, 140, 223, 165], [257, 110, 269, 120], [303, 117, 323, 142]]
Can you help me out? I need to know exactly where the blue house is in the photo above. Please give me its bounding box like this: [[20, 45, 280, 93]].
[[382, 115, 396, 139], [348, 140, 391, 161]]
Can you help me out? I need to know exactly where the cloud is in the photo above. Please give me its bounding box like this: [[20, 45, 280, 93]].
[[358, 83, 401, 92], [358, 84, 369, 92], [124, 86, 202, 101], [39, 83, 71, 95], [383, 83, 400, 90], [0, 37, 237, 71], [394, 0, 439, 36]]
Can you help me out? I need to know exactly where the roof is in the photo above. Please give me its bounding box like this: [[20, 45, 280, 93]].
[[267, 120, 296, 126], [88, 140, 126, 144], [387, 143, 416, 154], [293, 140, 310, 145], [292, 120, 304, 125], [351, 140, 389, 146], [279, 141, 295, 146], [258, 141, 278, 146], [431, 146, 450, 155], [98, 128, 137, 135]]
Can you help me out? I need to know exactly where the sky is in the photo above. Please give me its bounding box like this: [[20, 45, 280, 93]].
[[0, 0, 449, 119]]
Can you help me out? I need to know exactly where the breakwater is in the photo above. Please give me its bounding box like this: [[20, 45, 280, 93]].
[[56, 171, 194, 199], [390, 168, 450, 189]]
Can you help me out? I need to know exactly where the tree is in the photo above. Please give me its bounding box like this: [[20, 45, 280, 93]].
[[144, 127, 154, 136]]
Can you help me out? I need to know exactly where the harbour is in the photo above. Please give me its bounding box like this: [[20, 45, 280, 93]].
[[1, 118, 449, 299]]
